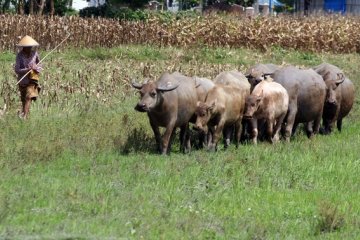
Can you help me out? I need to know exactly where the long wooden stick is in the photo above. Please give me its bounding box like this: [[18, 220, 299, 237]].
[[16, 33, 71, 85]]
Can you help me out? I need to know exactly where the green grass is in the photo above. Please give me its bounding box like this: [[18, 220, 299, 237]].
[[0, 45, 359, 239]]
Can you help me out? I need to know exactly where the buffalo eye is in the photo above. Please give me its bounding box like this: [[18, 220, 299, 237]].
[[251, 103, 255, 107], [150, 92, 157, 98]]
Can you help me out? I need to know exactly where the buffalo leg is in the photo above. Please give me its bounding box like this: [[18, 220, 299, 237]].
[[209, 120, 225, 151], [180, 125, 186, 152], [273, 113, 286, 142], [150, 118, 162, 153], [337, 118, 343, 132], [322, 117, 332, 135], [284, 106, 297, 142], [180, 124, 191, 153], [161, 121, 176, 155], [223, 126, 232, 149], [240, 119, 250, 142], [167, 129, 177, 154], [305, 121, 314, 138], [312, 111, 323, 136], [266, 118, 274, 143], [235, 119, 242, 148], [250, 118, 258, 145], [327, 107, 340, 134], [207, 126, 214, 148]]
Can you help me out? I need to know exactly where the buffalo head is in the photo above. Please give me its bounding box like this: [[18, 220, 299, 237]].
[[194, 100, 216, 132], [132, 80, 179, 112], [244, 90, 263, 119], [246, 69, 272, 92], [324, 72, 345, 105]]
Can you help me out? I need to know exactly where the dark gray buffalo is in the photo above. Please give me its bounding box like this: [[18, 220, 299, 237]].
[[313, 63, 355, 134], [245, 64, 281, 92], [272, 66, 326, 141], [132, 72, 198, 155]]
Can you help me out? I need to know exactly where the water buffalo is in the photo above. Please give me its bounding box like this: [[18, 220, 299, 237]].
[[213, 70, 250, 90], [194, 83, 247, 151], [192, 76, 215, 147], [245, 63, 281, 92], [272, 66, 326, 141], [336, 78, 355, 131], [132, 72, 198, 155], [213, 70, 251, 142], [313, 63, 355, 134], [193, 77, 215, 103], [243, 80, 289, 144]]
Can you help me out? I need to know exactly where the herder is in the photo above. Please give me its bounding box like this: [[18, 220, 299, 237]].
[[14, 35, 42, 119]]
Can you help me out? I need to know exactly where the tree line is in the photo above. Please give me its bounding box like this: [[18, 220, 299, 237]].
[[0, 0, 260, 15], [0, 0, 73, 15]]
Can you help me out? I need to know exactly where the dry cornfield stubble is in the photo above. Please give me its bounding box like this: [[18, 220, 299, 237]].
[[1, 14, 360, 53], [0, 50, 240, 114]]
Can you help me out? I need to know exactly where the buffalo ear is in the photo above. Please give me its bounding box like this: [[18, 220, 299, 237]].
[[336, 73, 345, 86], [207, 100, 216, 111], [131, 81, 143, 89], [256, 90, 263, 102]]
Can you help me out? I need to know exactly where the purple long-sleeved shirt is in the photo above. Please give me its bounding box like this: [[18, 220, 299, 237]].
[[15, 51, 42, 86]]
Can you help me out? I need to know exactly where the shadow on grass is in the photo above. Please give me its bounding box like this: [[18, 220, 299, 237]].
[[116, 127, 158, 155]]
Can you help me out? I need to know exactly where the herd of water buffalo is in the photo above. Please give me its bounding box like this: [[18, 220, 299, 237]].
[[131, 63, 355, 155]]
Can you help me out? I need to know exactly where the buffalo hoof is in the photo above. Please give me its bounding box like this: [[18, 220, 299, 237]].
[[207, 144, 217, 152], [319, 127, 331, 135]]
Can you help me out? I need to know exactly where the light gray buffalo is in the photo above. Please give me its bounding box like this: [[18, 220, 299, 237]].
[[213, 70, 250, 90], [213, 70, 251, 142], [193, 77, 216, 103], [313, 63, 355, 134], [272, 66, 326, 141], [132, 72, 198, 155], [192, 76, 216, 147], [245, 63, 281, 92], [244, 80, 289, 144], [194, 83, 247, 151]]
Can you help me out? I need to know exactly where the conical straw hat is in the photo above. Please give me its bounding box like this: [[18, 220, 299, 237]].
[[17, 35, 39, 47]]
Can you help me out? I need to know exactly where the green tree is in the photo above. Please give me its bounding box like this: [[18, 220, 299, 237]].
[[0, 0, 12, 13]]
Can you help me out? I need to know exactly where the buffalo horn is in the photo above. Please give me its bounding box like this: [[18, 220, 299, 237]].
[[156, 82, 179, 92], [131, 81, 143, 89]]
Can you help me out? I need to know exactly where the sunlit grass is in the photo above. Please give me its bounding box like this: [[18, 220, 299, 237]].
[[0, 45, 359, 238]]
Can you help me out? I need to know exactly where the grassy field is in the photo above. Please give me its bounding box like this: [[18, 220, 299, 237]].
[[0, 45, 359, 239]]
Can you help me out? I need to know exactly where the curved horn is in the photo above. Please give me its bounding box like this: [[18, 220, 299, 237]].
[[156, 82, 179, 92], [263, 73, 273, 78], [131, 81, 143, 89]]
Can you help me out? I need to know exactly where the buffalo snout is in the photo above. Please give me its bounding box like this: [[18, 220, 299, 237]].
[[135, 103, 148, 112], [326, 98, 337, 105]]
